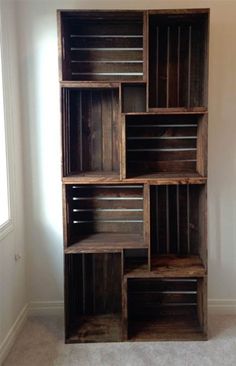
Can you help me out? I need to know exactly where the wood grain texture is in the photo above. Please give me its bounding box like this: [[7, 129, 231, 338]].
[[125, 255, 206, 278], [59, 8, 208, 343]]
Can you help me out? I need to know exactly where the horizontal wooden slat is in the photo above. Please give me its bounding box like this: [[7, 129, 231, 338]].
[[70, 74, 143, 81], [126, 126, 197, 137], [70, 37, 143, 48], [129, 292, 197, 304], [128, 278, 197, 292], [72, 210, 143, 220], [68, 21, 143, 36], [70, 50, 143, 62], [70, 186, 143, 197], [127, 138, 196, 149], [127, 150, 196, 161], [71, 62, 143, 74], [127, 160, 196, 173], [71, 199, 143, 210], [72, 221, 142, 234]]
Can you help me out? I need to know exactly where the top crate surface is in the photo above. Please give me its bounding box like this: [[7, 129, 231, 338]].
[[58, 11, 144, 81]]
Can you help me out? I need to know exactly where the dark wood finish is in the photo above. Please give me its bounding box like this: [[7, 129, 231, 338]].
[[148, 10, 209, 110], [65, 234, 146, 253], [125, 113, 206, 177], [121, 83, 146, 113], [62, 88, 120, 176], [59, 9, 209, 343], [150, 184, 205, 258], [126, 277, 206, 340], [62, 172, 207, 185], [125, 255, 205, 278], [58, 11, 144, 81], [65, 184, 144, 247], [65, 253, 122, 343]]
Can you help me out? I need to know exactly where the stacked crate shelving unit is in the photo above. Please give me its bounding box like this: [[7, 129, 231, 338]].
[[58, 8, 209, 342]]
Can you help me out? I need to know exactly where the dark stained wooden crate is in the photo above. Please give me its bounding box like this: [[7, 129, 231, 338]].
[[124, 113, 207, 178], [148, 10, 209, 110], [65, 253, 122, 343], [59, 11, 145, 81], [64, 184, 147, 252], [61, 88, 120, 177], [126, 277, 207, 341]]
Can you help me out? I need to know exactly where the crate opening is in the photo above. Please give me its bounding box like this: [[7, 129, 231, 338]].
[[60, 11, 144, 81], [148, 12, 208, 109], [122, 83, 146, 113], [66, 184, 146, 250], [127, 277, 205, 340], [125, 113, 206, 177], [65, 253, 122, 342], [62, 88, 120, 177]]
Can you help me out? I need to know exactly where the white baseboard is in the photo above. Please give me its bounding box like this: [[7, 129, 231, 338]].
[[0, 299, 235, 365], [0, 304, 28, 366], [28, 300, 236, 316], [29, 301, 64, 316], [208, 299, 236, 314]]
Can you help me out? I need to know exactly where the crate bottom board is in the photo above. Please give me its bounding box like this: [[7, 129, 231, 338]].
[[128, 314, 205, 341], [66, 314, 122, 343]]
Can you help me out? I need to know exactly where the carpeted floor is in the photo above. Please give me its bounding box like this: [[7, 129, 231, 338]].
[[3, 314, 236, 366]]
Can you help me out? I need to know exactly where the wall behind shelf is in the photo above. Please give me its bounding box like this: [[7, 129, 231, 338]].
[[13, 0, 236, 309]]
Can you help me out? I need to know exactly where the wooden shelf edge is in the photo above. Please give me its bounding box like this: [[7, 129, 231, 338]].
[[65, 234, 147, 254], [147, 108, 208, 114], [62, 175, 207, 185], [125, 255, 207, 278], [60, 79, 145, 88]]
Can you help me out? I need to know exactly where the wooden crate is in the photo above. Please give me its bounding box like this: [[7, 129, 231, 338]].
[[124, 113, 207, 178]]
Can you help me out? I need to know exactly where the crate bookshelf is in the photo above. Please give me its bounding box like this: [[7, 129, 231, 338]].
[[58, 8, 209, 342]]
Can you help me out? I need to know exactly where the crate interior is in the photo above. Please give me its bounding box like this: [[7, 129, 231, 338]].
[[62, 88, 119, 177], [121, 83, 146, 113], [123, 248, 148, 273], [65, 253, 122, 342], [150, 184, 206, 267], [60, 11, 144, 81], [126, 114, 204, 177], [66, 184, 145, 249], [148, 12, 208, 109], [127, 277, 204, 340]]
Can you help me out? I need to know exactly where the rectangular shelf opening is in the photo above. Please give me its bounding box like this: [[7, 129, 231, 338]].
[[59, 11, 144, 81], [125, 113, 207, 177], [150, 184, 207, 275], [148, 11, 209, 109], [121, 83, 146, 113], [65, 184, 146, 251], [62, 88, 120, 177], [123, 248, 149, 274], [127, 277, 206, 340], [65, 253, 122, 343]]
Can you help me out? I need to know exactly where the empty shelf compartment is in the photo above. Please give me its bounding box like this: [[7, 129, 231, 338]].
[[125, 113, 207, 176], [59, 11, 144, 81], [150, 184, 207, 267], [65, 253, 122, 343], [62, 88, 120, 177], [65, 184, 145, 250], [122, 83, 146, 113], [148, 10, 209, 109], [127, 277, 207, 340]]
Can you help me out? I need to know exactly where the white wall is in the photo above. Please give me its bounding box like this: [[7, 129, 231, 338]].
[[14, 0, 236, 308], [0, 1, 27, 363]]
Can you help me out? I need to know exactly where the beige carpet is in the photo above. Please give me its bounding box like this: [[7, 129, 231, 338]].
[[3, 314, 236, 366]]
